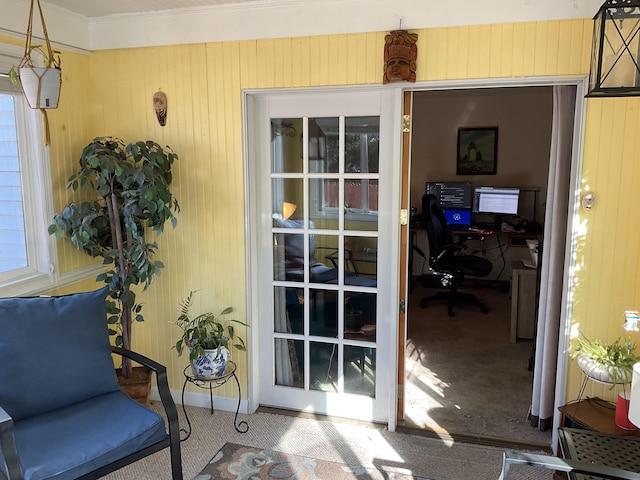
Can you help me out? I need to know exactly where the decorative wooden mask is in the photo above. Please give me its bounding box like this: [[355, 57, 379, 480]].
[[153, 91, 167, 126], [383, 30, 418, 84]]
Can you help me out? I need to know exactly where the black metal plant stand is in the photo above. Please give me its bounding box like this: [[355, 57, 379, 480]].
[[180, 360, 248, 441]]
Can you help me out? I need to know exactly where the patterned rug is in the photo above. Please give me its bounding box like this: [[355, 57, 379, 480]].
[[195, 442, 429, 479]]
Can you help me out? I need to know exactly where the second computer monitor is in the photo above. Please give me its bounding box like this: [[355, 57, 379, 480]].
[[472, 187, 520, 215]]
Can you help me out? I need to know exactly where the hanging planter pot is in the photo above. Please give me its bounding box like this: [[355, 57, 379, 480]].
[[14, 0, 62, 110], [18, 65, 61, 109], [9, 0, 63, 145]]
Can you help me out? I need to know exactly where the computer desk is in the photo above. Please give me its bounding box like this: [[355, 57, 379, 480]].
[[410, 224, 541, 283]]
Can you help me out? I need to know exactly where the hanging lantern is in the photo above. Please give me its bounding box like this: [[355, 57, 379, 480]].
[[587, 0, 640, 97]]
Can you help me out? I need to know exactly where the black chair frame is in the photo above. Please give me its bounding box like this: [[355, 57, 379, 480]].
[[0, 347, 183, 480]]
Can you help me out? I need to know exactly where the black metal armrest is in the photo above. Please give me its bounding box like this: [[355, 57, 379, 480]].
[[0, 405, 24, 480], [110, 346, 181, 470], [498, 451, 640, 480]]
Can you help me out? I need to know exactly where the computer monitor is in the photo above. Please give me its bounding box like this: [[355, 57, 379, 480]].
[[472, 187, 520, 215], [442, 208, 472, 226], [425, 181, 472, 209]]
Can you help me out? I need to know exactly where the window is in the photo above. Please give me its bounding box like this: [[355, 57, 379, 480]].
[[0, 71, 56, 296]]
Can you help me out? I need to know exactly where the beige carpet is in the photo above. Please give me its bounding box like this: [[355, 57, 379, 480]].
[[404, 281, 552, 447], [102, 405, 551, 480]]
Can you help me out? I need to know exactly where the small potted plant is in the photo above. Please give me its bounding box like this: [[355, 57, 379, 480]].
[[572, 335, 639, 387], [173, 291, 247, 379], [344, 295, 363, 332]]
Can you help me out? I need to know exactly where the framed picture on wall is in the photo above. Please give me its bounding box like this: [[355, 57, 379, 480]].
[[456, 127, 498, 175]]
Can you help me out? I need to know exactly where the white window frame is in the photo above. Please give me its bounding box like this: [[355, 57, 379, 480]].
[[0, 44, 58, 296]]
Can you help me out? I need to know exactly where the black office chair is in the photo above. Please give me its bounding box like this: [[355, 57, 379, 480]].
[[419, 194, 493, 317]]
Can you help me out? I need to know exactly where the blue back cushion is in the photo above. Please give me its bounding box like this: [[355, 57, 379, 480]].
[[0, 287, 120, 421]]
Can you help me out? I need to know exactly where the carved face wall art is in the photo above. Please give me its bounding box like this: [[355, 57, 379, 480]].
[[153, 91, 167, 126], [383, 30, 418, 84]]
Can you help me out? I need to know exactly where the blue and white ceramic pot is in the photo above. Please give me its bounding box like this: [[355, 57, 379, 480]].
[[190, 346, 229, 379]]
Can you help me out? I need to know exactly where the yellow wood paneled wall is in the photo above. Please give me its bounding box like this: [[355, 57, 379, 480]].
[[16, 18, 640, 404]]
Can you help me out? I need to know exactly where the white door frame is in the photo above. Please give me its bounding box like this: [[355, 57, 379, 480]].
[[243, 76, 585, 437], [243, 85, 405, 428]]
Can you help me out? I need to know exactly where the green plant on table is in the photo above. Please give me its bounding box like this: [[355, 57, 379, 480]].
[[172, 291, 247, 362], [573, 334, 639, 387]]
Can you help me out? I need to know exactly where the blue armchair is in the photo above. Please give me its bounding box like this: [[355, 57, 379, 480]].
[[0, 287, 182, 480]]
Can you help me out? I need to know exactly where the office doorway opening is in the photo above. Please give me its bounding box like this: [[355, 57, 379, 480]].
[[401, 84, 580, 447]]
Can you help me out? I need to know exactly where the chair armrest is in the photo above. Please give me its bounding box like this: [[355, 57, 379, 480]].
[[498, 451, 640, 480], [0, 405, 24, 480], [110, 347, 180, 443]]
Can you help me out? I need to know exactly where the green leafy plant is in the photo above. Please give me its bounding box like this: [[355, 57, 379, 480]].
[[9, 44, 61, 84], [49, 136, 179, 377], [172, 291, 247, 362], [573, 335, 639, 387]]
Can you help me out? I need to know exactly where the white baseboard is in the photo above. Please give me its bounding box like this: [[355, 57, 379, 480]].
[[150, 387, 249, 414]]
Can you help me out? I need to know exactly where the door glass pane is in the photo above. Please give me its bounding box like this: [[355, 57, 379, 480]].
[[274, 286, 303, 334], [309, 341, 338, 392], [344, 292, 376, 338], [345, 116, 379, 174], [275, 338, 304, 388], [311, 234, 338, 283], [309, 178, 339, 230], [344, 236, 377, 281], [309, 288, 337, 338], [272, 177, 303, 224], [312, 117, 339, 173], [344, 346, 375, 397], [273, 231, 304, 282], [271, 118, 302, 173]]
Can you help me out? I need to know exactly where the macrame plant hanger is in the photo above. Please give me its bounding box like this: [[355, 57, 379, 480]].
[[19, 0, 62, 145]]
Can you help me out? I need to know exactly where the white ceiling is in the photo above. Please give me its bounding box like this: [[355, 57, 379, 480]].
[[40, 0, 284, 18]]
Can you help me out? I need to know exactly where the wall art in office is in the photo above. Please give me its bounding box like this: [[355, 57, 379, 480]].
[[457, 127, 498, 175]]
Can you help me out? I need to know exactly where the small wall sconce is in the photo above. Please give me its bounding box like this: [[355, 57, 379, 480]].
[[587, 0, 640, 97]]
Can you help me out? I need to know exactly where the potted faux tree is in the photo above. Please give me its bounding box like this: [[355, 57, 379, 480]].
[[49, 136, 179, 400], [173, 291, 247, 380]]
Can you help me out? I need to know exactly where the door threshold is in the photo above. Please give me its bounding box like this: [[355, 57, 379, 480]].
[[256, 406, 387, 430], [396, 421, 552, 452]]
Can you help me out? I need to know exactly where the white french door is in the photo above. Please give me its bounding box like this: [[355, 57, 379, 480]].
[[247, 88, 399, 423]]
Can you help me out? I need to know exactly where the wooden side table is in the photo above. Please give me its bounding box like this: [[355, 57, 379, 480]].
[[559, 397, 640, 436]]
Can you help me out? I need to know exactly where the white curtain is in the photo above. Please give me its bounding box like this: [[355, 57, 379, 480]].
[[530, 85, 576, 430], [272, 132, 294, 386]]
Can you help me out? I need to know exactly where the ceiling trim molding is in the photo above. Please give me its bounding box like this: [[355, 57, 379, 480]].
[[1, 0, 90, 51], [86, 0, 600, 51], [5, 0, 602, 51]]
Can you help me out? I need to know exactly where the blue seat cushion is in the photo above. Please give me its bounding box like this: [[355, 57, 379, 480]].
[[0, 287, 120, 421], [4, 391, 167, 480]]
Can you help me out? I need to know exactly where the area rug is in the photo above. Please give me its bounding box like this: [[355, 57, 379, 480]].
[[195, 442, 429, 479]]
